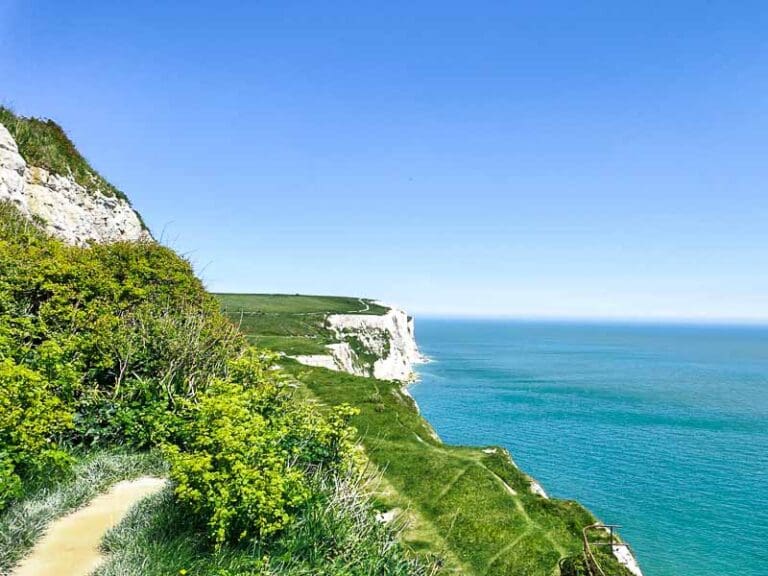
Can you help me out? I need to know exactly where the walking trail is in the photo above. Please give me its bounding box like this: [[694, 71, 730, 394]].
[[12, 477, 167, 576]]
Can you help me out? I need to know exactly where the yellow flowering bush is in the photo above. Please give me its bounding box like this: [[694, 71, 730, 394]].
[[165, 351, 358, 548]]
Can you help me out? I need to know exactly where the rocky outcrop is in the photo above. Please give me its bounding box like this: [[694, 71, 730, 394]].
[[612, 544, 644, 576], [294, 305, 425, 382], [0, 123, 149, 245]]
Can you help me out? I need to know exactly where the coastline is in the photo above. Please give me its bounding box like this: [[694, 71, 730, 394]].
[[408, 328, 644, 576], [220, 296, 647, 575]]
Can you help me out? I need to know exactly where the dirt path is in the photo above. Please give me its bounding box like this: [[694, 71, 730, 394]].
[[11, 476, 167, 576]]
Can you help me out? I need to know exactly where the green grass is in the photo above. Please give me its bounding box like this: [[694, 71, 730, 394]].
[[246, 335, 330, 356], [278, 359, 633, 576], [217, 293, 634, 575], [216, 294, 392, 373], [0, 107, 132, 204], [94, 473, 436, 576], [216, 293, 388, 315]]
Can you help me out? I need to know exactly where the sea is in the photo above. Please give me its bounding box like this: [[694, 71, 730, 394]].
[[410, 319, 768, 576]]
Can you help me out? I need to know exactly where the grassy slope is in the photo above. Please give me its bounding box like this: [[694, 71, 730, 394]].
[[216, 293, 388, 356], [224, 294, 631, 576], [217, 293, 388, 315]]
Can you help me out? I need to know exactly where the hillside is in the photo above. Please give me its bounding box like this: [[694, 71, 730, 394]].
[[217, 293, 388, 355], [0, 107, 148, 245], [0, 113, 430, 576], [217, 294, 639, 576], [218, 293, 422, 381]]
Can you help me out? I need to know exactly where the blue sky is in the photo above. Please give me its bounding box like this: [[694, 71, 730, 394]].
[[2, 1, 767, 320]]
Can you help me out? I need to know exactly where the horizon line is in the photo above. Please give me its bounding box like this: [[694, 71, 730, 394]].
[[408, 312, 768, 327]]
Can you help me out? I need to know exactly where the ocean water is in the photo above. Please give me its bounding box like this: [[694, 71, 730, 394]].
[[410, 319, 768, 576]]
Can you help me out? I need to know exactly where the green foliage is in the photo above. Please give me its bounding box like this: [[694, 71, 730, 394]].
[[559, 555, 590, 576], [165, 351, 358, 548], [342, 333, 387, 375], [0, 202, 243, 453], [0, 199, 379, 566], [0, 359, 73, 508], [0, 201, 243, 502], [0, 106, 130, 202], [95, 471, 435, 576]]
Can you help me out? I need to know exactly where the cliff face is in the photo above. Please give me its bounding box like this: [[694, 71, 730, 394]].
[[0, 123, 148, 245], [294, 305, 424, 381]]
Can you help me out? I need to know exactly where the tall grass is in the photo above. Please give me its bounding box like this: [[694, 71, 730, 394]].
[[95, 471, 437, 576]]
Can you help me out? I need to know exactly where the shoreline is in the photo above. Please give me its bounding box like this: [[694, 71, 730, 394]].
[[408, 336, 644, 576]]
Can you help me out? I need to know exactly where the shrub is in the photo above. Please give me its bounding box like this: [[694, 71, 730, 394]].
[[165, 351, 358, 548], [0, 201, 244, 501], [0, 359, 73, 508]]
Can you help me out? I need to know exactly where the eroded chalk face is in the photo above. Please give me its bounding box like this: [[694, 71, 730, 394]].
[[293, 306, 425, 382], [0, 123, 150, 246]]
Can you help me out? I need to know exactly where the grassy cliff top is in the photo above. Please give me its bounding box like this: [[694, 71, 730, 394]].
[[216, 293, 389, 315], [0, 106, 128, 202], [215, 293, 390, 358]]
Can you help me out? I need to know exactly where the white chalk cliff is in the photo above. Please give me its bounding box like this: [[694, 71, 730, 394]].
[[294, 305, 424, 382], [0, 123, 149, 245]]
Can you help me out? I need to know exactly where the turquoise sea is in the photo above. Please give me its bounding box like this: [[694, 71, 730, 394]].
[[410, 320, 768, 576]]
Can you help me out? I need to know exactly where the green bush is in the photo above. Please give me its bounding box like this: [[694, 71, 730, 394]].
[[0, 200, 391, 568], [0, 201, 243, 503], [165, 351, 358, 548], [0, 201, 244, 451], [0, 359, 73, 508]]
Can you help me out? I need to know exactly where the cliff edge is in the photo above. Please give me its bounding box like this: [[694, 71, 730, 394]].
[[294, 304, 425, 381], [0, 113, 148, 245]]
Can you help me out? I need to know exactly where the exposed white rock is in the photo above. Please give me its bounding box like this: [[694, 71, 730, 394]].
[[612, 544, 644, 576], [375, 509, 398, 523], [528, 478, 549, 498], [293, 305, 425, 382], [0, 123, 149, 245], [0, 125, 27, 208], [293, 342, 357, 373], [328, 306, 425, 381]]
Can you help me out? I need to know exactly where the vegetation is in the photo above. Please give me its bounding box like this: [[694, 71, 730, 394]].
[[217, 294, 388, 316], [0, 106, 130, 202], [227, 293, 633, 576], [0, 201, 429, 574], [0, 450, 167, 572], [165, 351, 358, 548], [216, 294, 391, 375]]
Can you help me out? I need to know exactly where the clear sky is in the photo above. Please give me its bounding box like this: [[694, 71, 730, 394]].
[[2, 1, 767, 320]]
